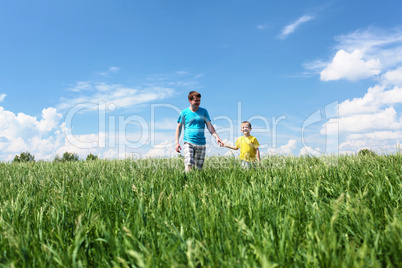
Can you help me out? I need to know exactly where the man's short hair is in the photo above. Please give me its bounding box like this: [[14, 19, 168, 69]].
[[188, 91, 201, 100], [241, 121, 251, 128]]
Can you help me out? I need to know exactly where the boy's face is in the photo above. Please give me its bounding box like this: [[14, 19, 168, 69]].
[[189, 97, 201, 108], [241, 123, 251, 135]]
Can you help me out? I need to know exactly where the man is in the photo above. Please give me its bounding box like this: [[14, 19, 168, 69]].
[[175, 91, 222, 172]]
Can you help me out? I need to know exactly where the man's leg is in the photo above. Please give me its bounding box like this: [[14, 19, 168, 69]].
[[194, 144, 206, 169], [185, 164, 192, 172], [183, 142, 195, 172]]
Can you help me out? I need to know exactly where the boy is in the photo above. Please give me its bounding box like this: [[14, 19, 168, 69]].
[[222, 121, 260, 168], [175, 91, 223, 172]]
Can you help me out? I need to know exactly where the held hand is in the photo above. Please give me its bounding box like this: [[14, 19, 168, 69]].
[[175, 143, 182, 153], [217, 138, 223, 147]]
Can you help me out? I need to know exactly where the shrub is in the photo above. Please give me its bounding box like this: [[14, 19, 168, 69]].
[[358, 148, 377, 157], [54, 152, 79, 162], [13, 152, 35, 163], [86, 153, 98, 161]]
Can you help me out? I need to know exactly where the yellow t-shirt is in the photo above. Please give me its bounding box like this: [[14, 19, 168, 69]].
[[235, 135, 260, 162]]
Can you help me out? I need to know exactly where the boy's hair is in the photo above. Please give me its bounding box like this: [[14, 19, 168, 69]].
[[241, 121, 251, 128], [188, 91, 201, 100]]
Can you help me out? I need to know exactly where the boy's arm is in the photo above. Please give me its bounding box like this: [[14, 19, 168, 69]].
[[222, 137, 239, 150], [256, 148, 261, 163], [206, 121, 223, 146], [223, 144, 238, 150], [175, 123, 182, 153]]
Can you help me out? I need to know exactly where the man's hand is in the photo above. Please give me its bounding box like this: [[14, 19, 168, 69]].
[[175, 142, 182, 153], [175, 123, 182, 153], [217, 137, 223, 147], [206, 121, 223, 147]]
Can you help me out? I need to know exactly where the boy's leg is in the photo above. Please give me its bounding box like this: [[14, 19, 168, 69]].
[[183, 142, 195, 172], [241, 160, 251, 169], [194, 144, 206, 169]]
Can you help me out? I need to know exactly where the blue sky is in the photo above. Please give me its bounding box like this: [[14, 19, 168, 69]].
[[1, 0, 402, 160]]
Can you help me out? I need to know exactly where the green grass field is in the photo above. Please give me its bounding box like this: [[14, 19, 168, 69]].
[[0, 155, 401, 267]]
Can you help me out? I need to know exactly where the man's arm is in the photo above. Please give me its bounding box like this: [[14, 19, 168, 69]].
[[206, 121, 222, 146], [175, 123, 182, 153]]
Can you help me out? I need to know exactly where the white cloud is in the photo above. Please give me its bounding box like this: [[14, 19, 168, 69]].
[[318, 68, 402, 154], [320, 49, 381, 81], [0, 69, 204, 161], [266, 139, 297, 155], [0, 106, 64, 161], [348, 131, 402, 141], [143, 140, 177, 158], [176, 71, 189, 75], [67, 81, 93, 92], [97, 66, 120, 77], [339, 134, 401, 153], [0, 107, 62, 140], [317, 72, 402, 154], [29, 136, 61, 160], [310, 27, 402, 82], [8, 137, 28, 153], [280, 15, 314, 39], [224, 149, 239, 157], [39, 107, 63, 132], [59, 82, 175, 111], [325, 107, 402, 134], [303, 60, 327, 72], [334, 28, 402, 67], [304, 27, 402, 154], [337, 85, 402, 116], [0, 94, 6, 102], [153, 118, 180, 130], [109, 66, 119, 73], [382, 66, 402, 86], [257, 24, 269, 30], [299, 146, 321, 157]]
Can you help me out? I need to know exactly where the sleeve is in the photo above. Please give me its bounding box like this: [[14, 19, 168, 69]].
[[253, 137, 260, 148], [177, 111, 184, 124], [204, 109, 211, 122], [235, 137, 241, 149]]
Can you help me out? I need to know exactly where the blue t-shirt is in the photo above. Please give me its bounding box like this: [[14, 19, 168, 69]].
[[177, 107, 211, 145]]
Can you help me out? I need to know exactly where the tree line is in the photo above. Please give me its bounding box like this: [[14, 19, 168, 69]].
[[10, 149, 378, 163], [12, 152, 98, 163]]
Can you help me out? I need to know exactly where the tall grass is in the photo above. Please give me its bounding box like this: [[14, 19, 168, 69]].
[[0, 155, 401, 267]]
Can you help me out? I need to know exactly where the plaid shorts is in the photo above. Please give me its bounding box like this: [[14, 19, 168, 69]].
[[242, 160, 256, 169], [183, 142, 206, 169]]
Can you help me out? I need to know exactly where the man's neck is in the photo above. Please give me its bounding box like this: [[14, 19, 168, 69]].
[[189, 106, 199, 112]]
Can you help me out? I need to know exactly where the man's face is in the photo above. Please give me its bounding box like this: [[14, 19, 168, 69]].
[[189, 97, 201, 108]]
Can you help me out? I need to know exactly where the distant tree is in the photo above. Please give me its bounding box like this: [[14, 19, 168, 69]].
[[13, 152, 35, 163], [86, 153, 98, 161], [54, 152, 79, 162], [358, 149, 377, 157]]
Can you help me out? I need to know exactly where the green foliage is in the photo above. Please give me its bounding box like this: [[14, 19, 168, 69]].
[[358, 148, 377, 157], [0, 155, 401, 266], [86, 153, 98, 161], [12, 151, 35, 163], [54, 152, 79, 162]]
